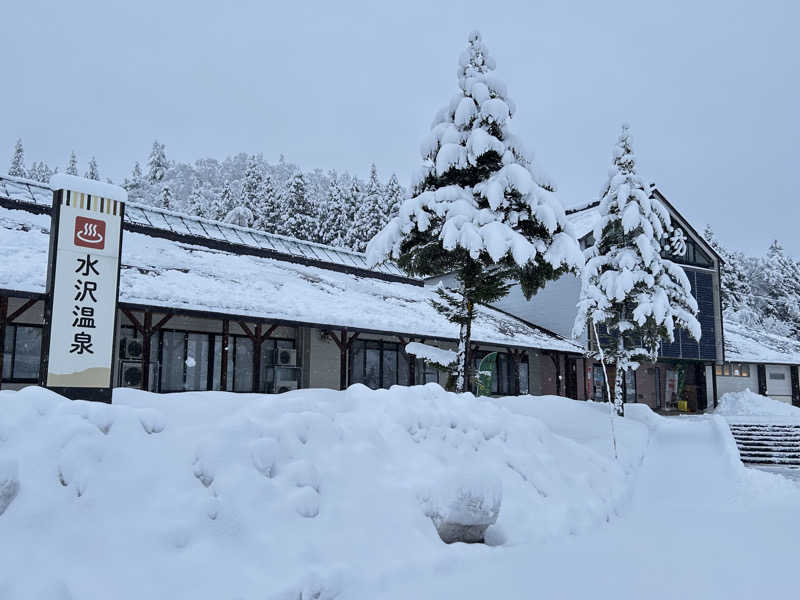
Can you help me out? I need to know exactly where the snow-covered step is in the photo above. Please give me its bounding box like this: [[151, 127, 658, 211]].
[[729, 422, 800, 468]]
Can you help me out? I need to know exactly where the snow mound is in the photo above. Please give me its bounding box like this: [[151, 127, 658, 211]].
[[0, 385, 649, 598], [716, 389, 800, 418]]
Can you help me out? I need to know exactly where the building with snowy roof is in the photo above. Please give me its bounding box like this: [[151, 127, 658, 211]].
[[492, 187, 729, 412], [0, 174, 582, 396], [716, 318, 800, 405]]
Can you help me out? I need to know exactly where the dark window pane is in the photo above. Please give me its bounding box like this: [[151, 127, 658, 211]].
[[161, 331, 186, 392], [185, 333, 210, 391], [12, 326, 41, 380], [382, 348, 398, 388], [234, 337, 253, 392], [350, 341, 365, 384], [519, 358, 529, 395], [3, 327, 13, 379], [397, 351, 410, 386], [365, 346, 380, 389]]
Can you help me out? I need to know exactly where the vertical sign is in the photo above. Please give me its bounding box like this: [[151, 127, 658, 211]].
[[40, 175, 125, 403]]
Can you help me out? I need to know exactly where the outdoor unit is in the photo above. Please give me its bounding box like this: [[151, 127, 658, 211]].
[[276, 348, 297, 367], [118, 360, 159, 390], [275, 379, 299, 394], [126, 339, 144, 359]]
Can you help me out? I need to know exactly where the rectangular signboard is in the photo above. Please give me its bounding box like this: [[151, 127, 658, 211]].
[[41, 179, 125, 402]]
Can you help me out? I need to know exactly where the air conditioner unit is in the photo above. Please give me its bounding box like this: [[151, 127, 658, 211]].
[[275, 379, 299, 394], [119, 360, 158, 390], [276, 348, 297, 366], [126, 339, 144, 359]]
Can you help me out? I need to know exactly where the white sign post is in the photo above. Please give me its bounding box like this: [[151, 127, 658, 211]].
[[40, 175, 126, 403]]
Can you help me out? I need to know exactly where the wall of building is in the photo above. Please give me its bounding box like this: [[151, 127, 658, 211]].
[[307, 329, 342, 390], [716, 367, 759, 399]]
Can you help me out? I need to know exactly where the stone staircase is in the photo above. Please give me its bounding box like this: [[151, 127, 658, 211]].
[[729, 423, 800, 467]]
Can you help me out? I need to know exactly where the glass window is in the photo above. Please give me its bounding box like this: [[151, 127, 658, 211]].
[[741, 364, 750, 377], [769, 371, 786, 380], [160, 331, 186, 392], [365, 342, 381, 389], [423, 361, 439, 385], [185, 333, 210, 391], [2, 328, 12, 379], [7, 326, 42, 381], [625, 369, 637, 403], [592, 365, 606, 402], [519, 359, 529, 395], [350, 340, 402, 390], [233, 337, 253, 392]]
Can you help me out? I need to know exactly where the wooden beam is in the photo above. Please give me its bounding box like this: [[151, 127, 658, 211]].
[[252, 322, 263, 393], [0, 296, 7, 384], [121, 307, 144, 335], [260, 323, 279, 343], [152, 313, 173, 332], [238, 321, 254, 340], [141, 311, 153, 391], [7, 298, 38, 324]]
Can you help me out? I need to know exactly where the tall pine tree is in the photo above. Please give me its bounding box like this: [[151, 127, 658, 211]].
[[351, 164, 386, 251], [148, 141, 168, 183], [368, 31, 581, 392], [66, 151, 79, 175], [703, 225, 752, 314], [282, 172, 316, 240], [8, 139, 25, 178], [85, 157, 100, 180], [573, 125, 700, 416]]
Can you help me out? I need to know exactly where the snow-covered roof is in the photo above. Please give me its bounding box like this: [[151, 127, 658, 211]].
[[0, 175, 408, 280], [565, 202, 601, 240], [724, 319, 800, 366], [0, 200, 582, 353]]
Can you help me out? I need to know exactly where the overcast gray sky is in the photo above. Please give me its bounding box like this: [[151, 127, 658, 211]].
[[2, 0, 798, 256]]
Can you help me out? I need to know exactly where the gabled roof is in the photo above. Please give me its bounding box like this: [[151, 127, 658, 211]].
[[0, 174, 412, 283], [565, 187, 723, 265], [0, 185, 582, 354]]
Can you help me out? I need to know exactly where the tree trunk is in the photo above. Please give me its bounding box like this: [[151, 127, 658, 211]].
[[615, 336, 625, 417], [455, 289, 473, 394]]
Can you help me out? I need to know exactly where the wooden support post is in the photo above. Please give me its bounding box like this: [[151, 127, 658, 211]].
[[328, 328, 359, 391], [0, 296, 7, 384], [253, 322, 262, 393], [142, 311, 152, 391], [220, 320, 229, 391]]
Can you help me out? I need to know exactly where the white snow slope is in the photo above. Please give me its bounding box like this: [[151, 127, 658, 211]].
[[0, 385, 647, 599], [2, 387, 799, 599]]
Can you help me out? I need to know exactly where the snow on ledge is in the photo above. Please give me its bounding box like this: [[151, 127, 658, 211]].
[[50, 174, 128, 203], [405, 342, 457, 366]]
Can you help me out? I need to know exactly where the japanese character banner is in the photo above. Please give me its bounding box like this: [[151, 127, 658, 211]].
[[45, 191, 123, 388]]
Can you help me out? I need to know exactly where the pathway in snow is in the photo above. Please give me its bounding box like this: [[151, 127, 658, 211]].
[[353, 416, 800, 599]]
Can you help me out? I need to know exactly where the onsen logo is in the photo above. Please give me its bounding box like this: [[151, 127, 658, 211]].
[[74, 216, 106, 250]]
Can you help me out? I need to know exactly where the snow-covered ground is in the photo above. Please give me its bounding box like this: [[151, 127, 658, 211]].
[[1, 386, 799, 599]]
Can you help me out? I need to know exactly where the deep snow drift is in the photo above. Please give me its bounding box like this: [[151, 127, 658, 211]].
[[715, 388, 800, 418], [0, 385, 650, 599]]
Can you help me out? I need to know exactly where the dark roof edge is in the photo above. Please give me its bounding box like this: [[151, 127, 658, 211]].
[[0, 289, 574, 353]]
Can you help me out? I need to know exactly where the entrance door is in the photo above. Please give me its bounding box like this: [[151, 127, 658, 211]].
[[565, 356, 578, 399]]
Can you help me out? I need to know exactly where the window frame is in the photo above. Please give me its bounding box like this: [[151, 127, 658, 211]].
[[2, 324, 43, 383]]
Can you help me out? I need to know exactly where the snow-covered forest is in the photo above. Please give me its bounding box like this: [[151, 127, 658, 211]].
[[5, 139, 405, 252]]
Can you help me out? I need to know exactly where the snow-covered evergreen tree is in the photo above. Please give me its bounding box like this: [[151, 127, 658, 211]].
[[282, 172, 316, 240], [28, 161, 54, 183], [241, 156, 266, 220], [383, 173, 404, 222], [351, 164, 386, 252], [159, 185, 173, 210], [66, 151, 79, 176], [573, 125, 700, 416], [147, 141, 168, 183], [703, 225, 752, 314], [213, 180, 236, 221], [754, 240, 800, 336], [251, 172, 281, 232], [186, 185, 208, 217], [368, 31, 582, 392], [8, 139, 25, 178], [318, 171, 345, 245], [85, 157, 100, 180], [342, 178, 363, 250]]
